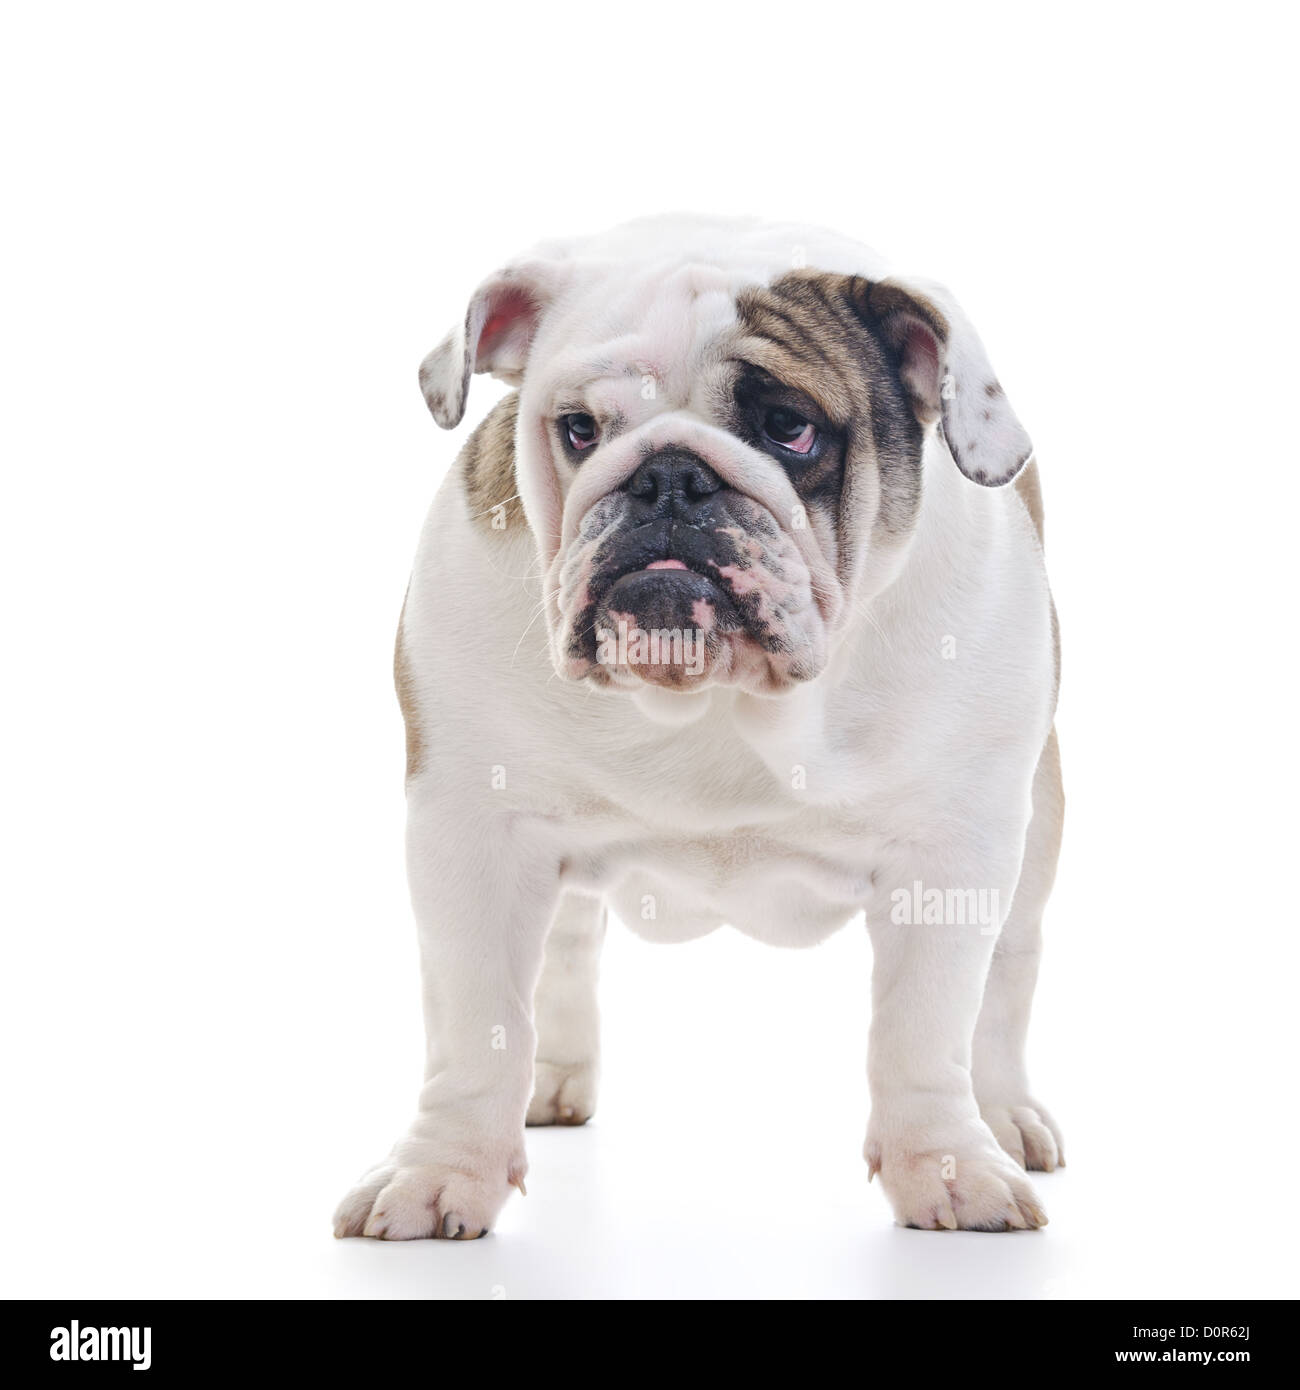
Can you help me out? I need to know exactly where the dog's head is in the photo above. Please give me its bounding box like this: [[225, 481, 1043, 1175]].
[[420, 216, 1031, 696]]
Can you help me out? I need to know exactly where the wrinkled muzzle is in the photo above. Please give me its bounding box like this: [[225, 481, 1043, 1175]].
[[546, 419, 840, 695]]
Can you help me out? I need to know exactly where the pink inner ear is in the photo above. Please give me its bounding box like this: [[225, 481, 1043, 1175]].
[[902, 320, 940, 377], [477, 288, 536, 366], [897, 317, 943, 412]]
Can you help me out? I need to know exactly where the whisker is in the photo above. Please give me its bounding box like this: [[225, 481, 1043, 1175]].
[[463, 491, 523, 522], [510, 600, 551, 666]]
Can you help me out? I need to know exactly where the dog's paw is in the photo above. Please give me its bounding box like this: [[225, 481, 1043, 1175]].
[[978, 1096, 1064, 1171], [526, 1059, 597, 1126], [865, 1129, 1047, 1231], [334, 1144, 526, 1240]]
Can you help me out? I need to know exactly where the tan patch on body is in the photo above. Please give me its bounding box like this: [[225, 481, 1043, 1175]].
[[394, 594, 423, 780], [1012, 722, 1064, 938], [1010, 458, 1060, 703], [461, 392, 522, 529], [1036, 725, 1065, 859], [1013, 457, 1045, 545], [395, 395, 520, 781]]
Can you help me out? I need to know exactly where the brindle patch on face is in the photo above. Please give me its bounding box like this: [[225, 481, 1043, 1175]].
[[729, 270, 924, 565], [460, 392, 522, 529]]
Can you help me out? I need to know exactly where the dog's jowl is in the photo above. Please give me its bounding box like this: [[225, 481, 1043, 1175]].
[[334, 215, 1063, 1239]]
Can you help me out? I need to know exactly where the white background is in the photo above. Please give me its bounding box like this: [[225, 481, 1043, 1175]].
[[3, 1, 1297, 1300]]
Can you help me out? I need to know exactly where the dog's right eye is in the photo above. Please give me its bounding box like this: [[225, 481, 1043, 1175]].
[[762, 406, 818, 455], [562, 413, 600, 452]]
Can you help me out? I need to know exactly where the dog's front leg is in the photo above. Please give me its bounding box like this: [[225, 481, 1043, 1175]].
[[334, 797, 559, 1240], [864, 850, 1047, 1231]]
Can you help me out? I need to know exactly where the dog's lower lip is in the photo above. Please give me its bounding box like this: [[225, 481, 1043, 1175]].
[[606, 567, 718, 596], [599, 567, 739, 631], [644, 559, 688, 571]]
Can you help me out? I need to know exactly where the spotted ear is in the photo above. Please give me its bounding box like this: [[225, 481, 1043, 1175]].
[[860, 278, 1032, 487], [418, 261, 560, 429]]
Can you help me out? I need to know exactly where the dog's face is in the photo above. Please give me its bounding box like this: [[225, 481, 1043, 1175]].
[[420, 218, 1031, 696]]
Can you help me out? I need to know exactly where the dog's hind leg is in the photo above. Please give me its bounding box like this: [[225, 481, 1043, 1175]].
[[972, 726, 1066, 1170], [527, 892, 606, 1126]]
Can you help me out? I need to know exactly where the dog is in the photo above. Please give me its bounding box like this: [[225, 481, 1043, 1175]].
[[333, 215, 1064, 1239]]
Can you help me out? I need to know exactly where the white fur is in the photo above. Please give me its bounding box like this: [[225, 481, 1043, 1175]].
[[335, 216, 1060, 1239]]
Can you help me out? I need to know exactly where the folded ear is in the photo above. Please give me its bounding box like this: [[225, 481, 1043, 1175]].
[[418, 262, 559, 428], [859, 277, 1032, 486]]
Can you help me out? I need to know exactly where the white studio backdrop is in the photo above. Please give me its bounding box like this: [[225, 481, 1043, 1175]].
[[2, 2, 1297, 1298]]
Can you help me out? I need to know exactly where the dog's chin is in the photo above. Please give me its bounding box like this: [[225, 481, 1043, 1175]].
[[558, 567, 815, 697], [594, 568, 726, 692]]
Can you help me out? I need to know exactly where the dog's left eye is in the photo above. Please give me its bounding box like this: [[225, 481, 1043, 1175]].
[[762, 407, 817, 455], [563, 413, 600, 451]]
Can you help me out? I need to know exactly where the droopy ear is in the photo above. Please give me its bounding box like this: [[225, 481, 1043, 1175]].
[[418, 262, 559, 429], [859, 277, 1032, 486]]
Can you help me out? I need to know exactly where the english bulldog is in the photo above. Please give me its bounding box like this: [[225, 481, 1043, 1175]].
[[333, 215, 1064, 1239]]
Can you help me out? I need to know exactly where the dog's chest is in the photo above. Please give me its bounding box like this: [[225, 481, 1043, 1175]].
[[545, 695, 918, 945], [558, 783, 888, 947], [615, 832, 878, 946]]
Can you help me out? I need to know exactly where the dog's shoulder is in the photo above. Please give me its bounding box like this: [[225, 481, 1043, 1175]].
[[459, 392, 523, 531]]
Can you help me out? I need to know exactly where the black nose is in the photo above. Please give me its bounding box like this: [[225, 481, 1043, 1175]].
[[624, 448, 723, 524]]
